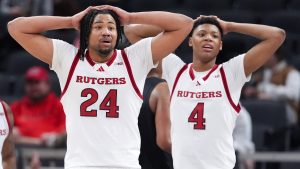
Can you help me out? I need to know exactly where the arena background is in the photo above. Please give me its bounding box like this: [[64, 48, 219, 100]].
[[0, 0, 300, 169]]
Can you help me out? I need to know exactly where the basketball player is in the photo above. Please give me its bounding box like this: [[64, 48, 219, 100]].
[[121, 28, 173, 169], [123, 16, 285, 169], [162, 16, 285, 169], [7, 5, 193, 169], [138, 68, 173, 169], [0, 101, 16, 169]]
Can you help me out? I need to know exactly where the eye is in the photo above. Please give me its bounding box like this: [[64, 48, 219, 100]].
[[213, 34, 219, 38], [93, 25, 101, 30], [198, 33, 205, 37], [108, 26, 115, 31]]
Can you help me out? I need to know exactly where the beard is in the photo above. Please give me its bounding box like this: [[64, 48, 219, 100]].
[[96, 47, 114, 58]]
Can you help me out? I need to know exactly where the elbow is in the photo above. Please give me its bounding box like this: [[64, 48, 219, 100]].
[[274, 28, 286, 43], [7, 17, 24, 37], [157, 136, 172, 153]]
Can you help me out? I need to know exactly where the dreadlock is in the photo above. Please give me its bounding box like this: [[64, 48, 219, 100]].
[[78, 9, 122, 60]]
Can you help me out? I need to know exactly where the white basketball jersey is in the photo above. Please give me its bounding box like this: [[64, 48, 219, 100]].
[[162, 54, 250, 169], [0, 101, 10, 169], [51, 38, 154, 169]]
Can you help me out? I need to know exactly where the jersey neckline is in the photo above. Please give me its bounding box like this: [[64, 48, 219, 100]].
[[189, 63, 219, 81], [86, 49, 117, 67]]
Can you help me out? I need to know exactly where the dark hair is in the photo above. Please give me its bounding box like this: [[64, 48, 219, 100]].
[[78, 9, 122, 60], [189, 17, 223, 37]]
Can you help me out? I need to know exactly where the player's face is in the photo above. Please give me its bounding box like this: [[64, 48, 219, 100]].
[[189, 24, 222, 63], [88, 14, 118, 57]]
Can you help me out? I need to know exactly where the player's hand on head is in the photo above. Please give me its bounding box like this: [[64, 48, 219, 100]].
[[71, 6, 95, 30], [194, 15, 230, 35], [214, 17, 230, 35], [95, 5, 130, 25]]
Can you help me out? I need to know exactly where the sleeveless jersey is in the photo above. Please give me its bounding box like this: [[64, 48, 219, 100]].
[[138, 77, 173, 169], [0, 101, 10, 169], [162, 54, 250, 169], [51, 38, 155, 169]]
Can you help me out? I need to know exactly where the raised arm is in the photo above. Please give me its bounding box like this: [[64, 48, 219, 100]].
[[218, 19, 285, 77], [99, 5, 193, 63], [1, 102, 16, 169], [7, 7, 93, 65], [124, 24, 162, 44]]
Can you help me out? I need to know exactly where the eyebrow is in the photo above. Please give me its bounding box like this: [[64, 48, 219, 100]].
[[93, 21, 116, 25], [198, 30, 219, 34]]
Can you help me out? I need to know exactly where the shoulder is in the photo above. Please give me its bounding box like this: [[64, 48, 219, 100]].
[[152, 80, 170, 98], [124, 37, 152, 53]]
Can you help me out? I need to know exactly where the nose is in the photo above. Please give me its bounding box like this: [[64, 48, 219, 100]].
[[204, 34, 213, 41], [101, 28, 111, 36]]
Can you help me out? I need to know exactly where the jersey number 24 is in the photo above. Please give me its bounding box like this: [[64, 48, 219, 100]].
[[80, 88, 119, 118]]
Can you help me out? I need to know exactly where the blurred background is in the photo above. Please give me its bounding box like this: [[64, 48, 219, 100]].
[[0, 0, 300, 169]]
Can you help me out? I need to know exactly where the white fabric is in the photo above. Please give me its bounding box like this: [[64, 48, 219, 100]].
[[51, 38, 154, 169], [233, 105, 255, 155], [0, 102, 9, 169], [162, 54, 250, 169], [258, 61, 300, 102]]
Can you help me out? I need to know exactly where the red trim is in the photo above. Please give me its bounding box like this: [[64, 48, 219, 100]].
[[60, 53, 80, 99], [121, 50, 143, 100], [189, 64, 195, 80], [203, 64, 219, 81], [86, 50, 117, 67], [220, 67, 241, 113], [1, 101, 11, 130], [189, 64, 219, 81], [170, 64, 188, 100], [106, 50, 117, 66]]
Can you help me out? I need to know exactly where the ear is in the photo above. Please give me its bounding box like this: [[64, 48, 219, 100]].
[[188, 37, 193, 47], [219, 40, 223, 51]]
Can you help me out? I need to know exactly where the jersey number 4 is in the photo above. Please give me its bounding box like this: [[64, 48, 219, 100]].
[[188, 103, 206, 129], [80, 88, 119, 118]]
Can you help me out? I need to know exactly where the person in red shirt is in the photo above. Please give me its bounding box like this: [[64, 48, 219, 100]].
[[11, 66, 66, 147]]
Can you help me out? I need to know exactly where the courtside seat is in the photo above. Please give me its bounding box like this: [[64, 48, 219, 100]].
[[242, 99, 291, 151]]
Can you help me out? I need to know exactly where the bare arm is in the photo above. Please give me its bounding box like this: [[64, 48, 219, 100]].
[[99, 5, 193, 63], [220, 20, 286, 77], [7, 7, 93, 66], [124, 24, 162, 44], [1, 102, 16, 169], [149, 82, 171, 152]]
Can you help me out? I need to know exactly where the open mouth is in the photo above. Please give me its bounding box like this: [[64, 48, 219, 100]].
[[202, 44, 213, 52]]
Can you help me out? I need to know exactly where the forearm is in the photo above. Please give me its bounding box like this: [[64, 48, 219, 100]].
[[2, 156, 16, 169], [8, 16, 73, 34], [128, 12, 192, 32], [227, 22, 285, 40]]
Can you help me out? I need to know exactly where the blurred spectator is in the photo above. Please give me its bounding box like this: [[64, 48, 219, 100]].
[[233, 105, 255, 169], [243, 46, 300, 124], [257, 47, 300, 124], [10, 66, 65, 147]]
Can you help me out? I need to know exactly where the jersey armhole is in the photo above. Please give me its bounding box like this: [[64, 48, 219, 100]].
[[220, 67, 241, 113], [170, 64, 188, 100], [60, 52, 80, 99], [121, 49, 143, 100]]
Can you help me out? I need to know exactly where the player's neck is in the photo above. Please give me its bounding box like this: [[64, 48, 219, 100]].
[[88, 49, 114, 63], [192, 58, 216, 72]]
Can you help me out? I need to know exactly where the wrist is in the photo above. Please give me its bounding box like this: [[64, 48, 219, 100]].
[[127, 12, 137, 25]]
